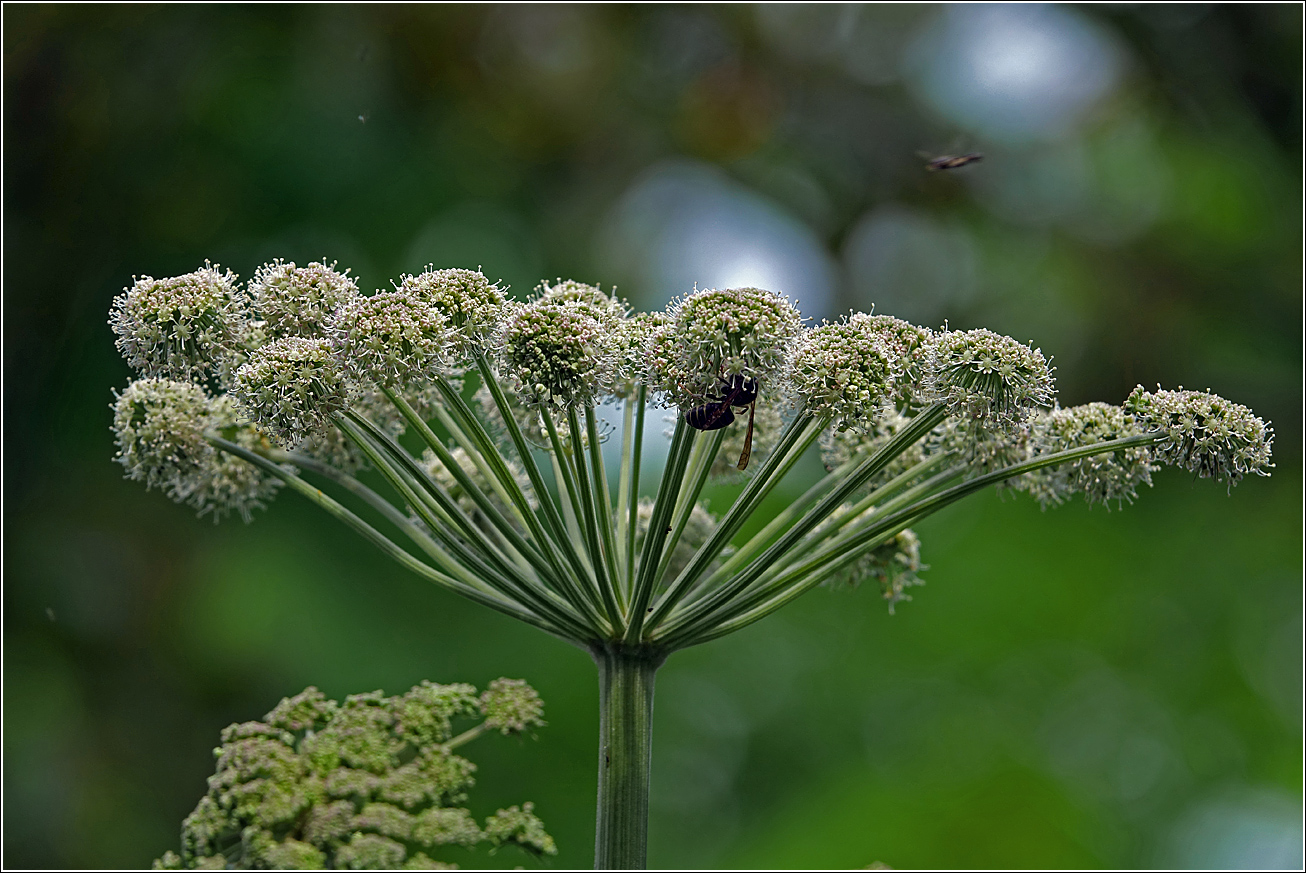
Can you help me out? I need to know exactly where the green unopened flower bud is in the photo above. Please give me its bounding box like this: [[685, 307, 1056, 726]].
[[331, 291, 454, 389], [399, 267, 506, 355], [232, 337, 349, 445], [1125, 385, 1273, 487], [1020, 402, 1157, 508], [789, 319, 895, 429], [924, 328, 1055, 427], [497, 300, 610, 409], [480, 678, 546, 735], [248, 259, 360, 339], [650, 286, 803, 408], [110, 263, 249, 384]]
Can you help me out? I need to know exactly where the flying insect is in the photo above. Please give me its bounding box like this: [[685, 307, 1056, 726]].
[[924, 152, 983, 171], [684, 374, 759, 470]]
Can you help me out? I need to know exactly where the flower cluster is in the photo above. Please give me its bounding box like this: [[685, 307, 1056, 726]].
[[788, 318, 896, 431], [923, 328, 1055, 427], [496, 299, 610, 408], [1125, 385, 1274, 486], [248, 259, 359, 339], [853, 313, 933, 405], [232, 337, 350, 445], [153, 680, 554, 870], [1019, 402, 1157, 508], [111, 379, 281, 522], [648, 286, 803, 408], [330, 290, 454, 389], [110, 263, 248, 384], [398, 267, 506, 355]]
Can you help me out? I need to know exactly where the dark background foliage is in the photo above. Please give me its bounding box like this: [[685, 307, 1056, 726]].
[[4, 4, 1301, 869]]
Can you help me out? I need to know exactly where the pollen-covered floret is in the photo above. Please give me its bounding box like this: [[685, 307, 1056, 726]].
[[1125, 385, 1273, 487], [788, 319, 896, 430], [649, 286, 803, 408], [1019, 402, 1157, 508], [232, 337, 349, 445], [331, 291, 454, 389], [111, 378, 214, 502], [156, 679, 555, 869], [110, 263, 249, 384], [399, 267, 506, 354], [924, 328, 1055, 427], [248, 259, 359, 339], [496, 299, 611, 408]]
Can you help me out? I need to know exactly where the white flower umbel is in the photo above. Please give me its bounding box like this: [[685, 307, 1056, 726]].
[[109, 260, 1274, 871], [110, 263, 249, 385], [232, 336, 349, 445], [248, 259, 360, 339]]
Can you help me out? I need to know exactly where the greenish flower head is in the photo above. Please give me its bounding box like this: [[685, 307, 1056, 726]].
[[248, 259, 359, 339], [399, 267, 506, 353], [788, 319, 895, 430], [608, 311, 667, 400], [853, 313, 933, 405], [650, 286, 803, 408], [331, 290, 454, 389], [154, 679, 555, 870], [1125, 385, 1274, 486], [110, 263, 248, 384], [232, 336, 349, 445], [924, 328, 1055, 427], [497, 300, 610, 409], [1020, 402, 1157, 508], [111, 378, 214, 499], [536, 278, 627, 322]]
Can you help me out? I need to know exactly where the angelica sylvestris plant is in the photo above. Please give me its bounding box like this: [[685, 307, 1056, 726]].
[[154, 679, 554, 870], [111, 262, 1273, 869]]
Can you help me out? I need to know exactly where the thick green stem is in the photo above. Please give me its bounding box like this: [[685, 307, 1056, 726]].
[[591, 642, 665, 870]]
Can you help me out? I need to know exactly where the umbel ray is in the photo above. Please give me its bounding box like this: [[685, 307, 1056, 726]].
[[109, 262, 1273, 869]]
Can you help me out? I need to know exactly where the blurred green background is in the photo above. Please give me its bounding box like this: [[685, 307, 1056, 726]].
[[4, 4, 1301, 869]]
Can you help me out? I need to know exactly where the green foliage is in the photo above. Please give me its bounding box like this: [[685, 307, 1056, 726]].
[[153, 681, 553, 870]]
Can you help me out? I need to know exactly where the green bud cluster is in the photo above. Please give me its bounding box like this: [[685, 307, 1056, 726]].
[[1125, 385, 1274, 487], [153, 680, 553, 870]]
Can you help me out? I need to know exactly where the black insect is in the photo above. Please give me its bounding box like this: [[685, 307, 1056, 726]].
[[684, 374, 759, 471], [924, 152, 983, 171]]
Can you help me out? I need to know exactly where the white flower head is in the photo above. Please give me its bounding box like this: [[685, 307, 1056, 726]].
[[110, 263, 249, 385], [496, 299, 611, 409], [1020, 402, 1157, 508], [788, 318, 896, 431], [1125, 385, 1273, 487], [330, 290, 454, 389], [924, 328, 1055, 427], [232, 337, 349, 445], [248, 259, 360, 339], [398, 267, 507, 357]]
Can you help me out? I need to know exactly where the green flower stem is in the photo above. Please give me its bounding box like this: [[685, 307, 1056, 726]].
[[551, 451, 589, 554], [652, 427, 728, 591], [386, 388, 552, 577], [208, 436, 575, 642], [264, 447, 457, 571], [624, 418, 694, 642], [428, 374, 583, 599], [686, 433, 1162, 642], [614, 398, 636, 599], [475, 355, 610, 634], [642, 412, 821, 634], [591, 642, 666, 870], [564, 406, 624, 628], [626, 391, 647, 589], [585, 405, 623, 605], [542, 407, 590, 547], [657, 404, 947, 644], [338, 415, 591, 636]]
